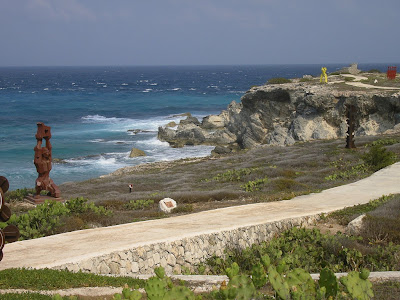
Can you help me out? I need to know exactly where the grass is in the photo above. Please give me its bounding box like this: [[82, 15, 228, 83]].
[[327, 194, 395, 225], [0, 268, 145, 290]]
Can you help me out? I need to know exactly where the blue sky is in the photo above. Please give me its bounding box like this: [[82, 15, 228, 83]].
[[0, 0, 399, 66]]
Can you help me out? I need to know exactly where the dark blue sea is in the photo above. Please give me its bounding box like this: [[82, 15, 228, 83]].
[[0, 64, 391, 190]]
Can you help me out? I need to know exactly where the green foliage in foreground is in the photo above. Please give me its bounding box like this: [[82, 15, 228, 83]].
[[206, 226, 400, 275], [109, 263, 374, 300], [267, 77, 292, 84], [0, 268, 145, 291], [2, 197, 110, 240]]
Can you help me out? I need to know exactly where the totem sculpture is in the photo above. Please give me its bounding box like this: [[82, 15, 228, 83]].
[[34, 122, 61, 198], [320, 67, 328, 83], [345, 104, 357, 149]]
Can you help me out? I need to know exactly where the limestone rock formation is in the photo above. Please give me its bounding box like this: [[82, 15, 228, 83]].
[[129, 148, 146, 157], [158, 80, 400, 149], [346, 214, 366, 235]]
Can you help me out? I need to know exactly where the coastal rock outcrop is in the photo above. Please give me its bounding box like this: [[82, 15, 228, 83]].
[[129, 148, 146, 157], [158, 81, 400, 149]]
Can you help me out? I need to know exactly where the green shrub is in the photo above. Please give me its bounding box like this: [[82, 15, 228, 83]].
[[5, 188, 36, 202], [365, 138, 399, 147], [362, 145, 397, 172], [241, 177, 268, 192], [125, 199, 154, 210], [206, 226, 400, 275], [368, 69, 382, 73], [344, 77, 355, 82], [267, 77, 292, 84], [5, 198, 110, 240], [325, 163, 370, 181]]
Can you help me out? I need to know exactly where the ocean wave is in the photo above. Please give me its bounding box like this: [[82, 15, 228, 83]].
[[170, 88, 181, 91], [81, 114, 184, 132], [81, 115, 131, 124]]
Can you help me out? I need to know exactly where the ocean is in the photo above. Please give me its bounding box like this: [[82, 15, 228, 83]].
[[0, 64, 391, 190]]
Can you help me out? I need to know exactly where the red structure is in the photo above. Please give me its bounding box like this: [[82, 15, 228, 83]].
[[387, 66, 397, 80]]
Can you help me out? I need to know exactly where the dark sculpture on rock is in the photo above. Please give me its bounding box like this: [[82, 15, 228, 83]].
[[34, 122, 61, 198]]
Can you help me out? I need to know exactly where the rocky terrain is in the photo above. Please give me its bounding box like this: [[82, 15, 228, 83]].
[[158, 75, 400, 153]]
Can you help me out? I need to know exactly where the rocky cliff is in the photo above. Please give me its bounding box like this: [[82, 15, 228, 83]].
[[158, 78, 400, 152]]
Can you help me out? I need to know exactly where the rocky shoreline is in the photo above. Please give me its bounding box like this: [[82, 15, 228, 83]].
[[158, 75, 400, 154]]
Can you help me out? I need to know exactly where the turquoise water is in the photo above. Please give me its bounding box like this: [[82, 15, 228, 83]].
[[0, 64, 391, 190]]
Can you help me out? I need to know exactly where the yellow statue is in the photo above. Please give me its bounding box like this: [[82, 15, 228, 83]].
[[320, 67, 328, 83]]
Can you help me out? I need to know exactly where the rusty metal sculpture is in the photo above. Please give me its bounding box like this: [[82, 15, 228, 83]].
[[33, 122, 61, 198], [0, 176, 20, 261], [345, 104, 357, 149]]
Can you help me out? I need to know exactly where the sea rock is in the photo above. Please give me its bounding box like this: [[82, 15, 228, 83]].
[[158, 80, 400, 149], [129, 148, 146, 157], [127, 129, 152, 135], [346, 214, 366, 235], [159, 198, 177, 213]]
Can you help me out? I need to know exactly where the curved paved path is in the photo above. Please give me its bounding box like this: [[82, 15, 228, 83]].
[[342, 74, 400, 90], [1, 163, 400, 271]]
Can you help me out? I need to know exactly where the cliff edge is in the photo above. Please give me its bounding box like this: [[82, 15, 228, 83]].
[[158, 74, 400, 152]]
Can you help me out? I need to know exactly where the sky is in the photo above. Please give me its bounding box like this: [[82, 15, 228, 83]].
[[0, 0, 399, 66]]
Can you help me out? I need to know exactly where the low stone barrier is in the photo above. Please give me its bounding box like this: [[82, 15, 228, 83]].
[[54, 214, 319, 275]]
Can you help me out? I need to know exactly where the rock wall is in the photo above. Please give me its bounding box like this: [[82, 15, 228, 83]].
[[54, 214, 319, 275], [158, 83, 400, 150]]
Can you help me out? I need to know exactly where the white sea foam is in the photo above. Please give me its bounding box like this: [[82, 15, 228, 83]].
[[121, 83, 128, 86], [150, 83, 158, 86], [81, 114, 186, 132], [170, 88, 181, 91]]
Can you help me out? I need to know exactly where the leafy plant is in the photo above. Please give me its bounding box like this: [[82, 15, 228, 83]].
[[365, 138, 399, 147], [362, 145, 397, 172], [206, 225, 400, 275], [125, 199, 155, 210], [241, 177, 268, 192], [5, 198, 110, 240], [325, 163, 369, 181], [5, 188, 36, 202]]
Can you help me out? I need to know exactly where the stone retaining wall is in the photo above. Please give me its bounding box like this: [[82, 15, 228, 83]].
[[55, 214, 319, 275]]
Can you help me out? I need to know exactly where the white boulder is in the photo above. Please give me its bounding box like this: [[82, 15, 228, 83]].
[[159, 198, 177, 213], [346, 214, 366, 235]]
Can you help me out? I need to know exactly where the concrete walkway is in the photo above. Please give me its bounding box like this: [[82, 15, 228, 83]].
[[342, 74, 400, 90], [1, 163, 400, 271]]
